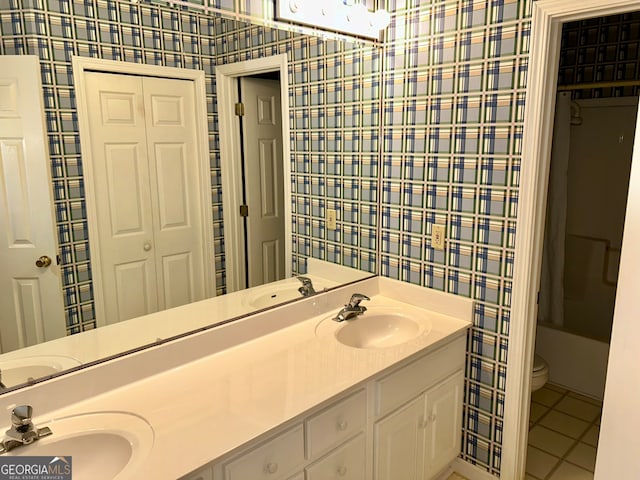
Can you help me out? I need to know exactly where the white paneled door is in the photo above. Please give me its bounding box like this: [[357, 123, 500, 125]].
[[84, 72, 206, 324], [0, 56, 66, 352], [240, 77, 285, 287]]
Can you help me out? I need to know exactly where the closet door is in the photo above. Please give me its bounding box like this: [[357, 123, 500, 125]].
[[85, 72, 158, 324], [84, 72, 206, 324], [142, 76, 206, 310]]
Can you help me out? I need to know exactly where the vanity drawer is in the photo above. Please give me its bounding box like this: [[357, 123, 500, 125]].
[[375, 335, 466, 417], [305, 389, 366, 458], [305, 433, 366, 480], [222, 424, 305, 480]]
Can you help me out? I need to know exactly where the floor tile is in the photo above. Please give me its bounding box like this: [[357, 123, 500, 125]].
[[526, 445, 560, 479], [532, 387, 564, 407], [566, 442, 597, 472], [555, 396, 601, 422], [530, 401, 550, 423], [548, 461, 594, 480], [539, 409, 590, 439], [528, 425, 575, 457], [581, 425, 600, 447]]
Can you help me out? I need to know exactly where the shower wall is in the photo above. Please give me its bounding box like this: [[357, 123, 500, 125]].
[[563, 97, 636, 342]]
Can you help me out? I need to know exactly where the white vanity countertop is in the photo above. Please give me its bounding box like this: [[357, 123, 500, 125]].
[[1, 277, 471, 479]]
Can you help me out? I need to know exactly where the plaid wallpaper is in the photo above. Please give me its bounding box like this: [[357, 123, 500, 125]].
[[0, 0, 536, 475], [380, 0, 530, 473]]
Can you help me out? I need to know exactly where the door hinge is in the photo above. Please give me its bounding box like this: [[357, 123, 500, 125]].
[[235, 102, 245, 116], [240, 204, 249, 217]]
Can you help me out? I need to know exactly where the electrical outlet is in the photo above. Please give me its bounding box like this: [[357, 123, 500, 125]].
[[327, 209, 337, 230], [432, 224, 446, 251]]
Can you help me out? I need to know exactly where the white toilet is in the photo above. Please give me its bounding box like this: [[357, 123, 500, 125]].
[[531, 354, 549, 392]]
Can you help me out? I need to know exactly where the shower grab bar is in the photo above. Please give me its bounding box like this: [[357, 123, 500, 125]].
[[567, 234, 620, 287]]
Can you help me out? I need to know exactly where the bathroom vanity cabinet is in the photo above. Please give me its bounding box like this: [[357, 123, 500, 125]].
[[0, 277, 471, 479], [182, 335, 465, 480]]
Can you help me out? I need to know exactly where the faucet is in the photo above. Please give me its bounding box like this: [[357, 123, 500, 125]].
[[333, 293, 370, 322], [296, 276, 316, 297], [0, 405, 52, 454]]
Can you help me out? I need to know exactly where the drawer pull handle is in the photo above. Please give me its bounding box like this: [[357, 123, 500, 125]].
[[337, 465, 348, 476], [338, 420, 348, 431], [265, 462, 278, 474]]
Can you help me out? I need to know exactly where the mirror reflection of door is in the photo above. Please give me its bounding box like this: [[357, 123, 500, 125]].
[[238, 75, 286, 288], [83, 72, 208, 325], [0, 56, 66, 352]]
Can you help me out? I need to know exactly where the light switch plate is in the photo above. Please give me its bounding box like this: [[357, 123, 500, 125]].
[[327, 209, 337, 230], [432, 224, 445, 251]]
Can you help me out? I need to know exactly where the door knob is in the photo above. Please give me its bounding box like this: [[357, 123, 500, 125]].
[[35, 256, 52, 268], [143, 242, 152, 252]]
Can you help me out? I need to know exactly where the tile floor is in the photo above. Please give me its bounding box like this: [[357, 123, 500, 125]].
[[526, 384, 602, 479]]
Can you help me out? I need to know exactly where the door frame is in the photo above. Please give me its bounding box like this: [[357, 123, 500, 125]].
[[72, 57, 216, 327], [503, 0, 640, 478], [216, 54, 292, 293]]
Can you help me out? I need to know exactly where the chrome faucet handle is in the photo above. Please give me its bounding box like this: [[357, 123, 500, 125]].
[[296, 276, 316, 296], [348, 293, 370, 308], [11, 406, 33, 429], [2, 405, 51, 451]]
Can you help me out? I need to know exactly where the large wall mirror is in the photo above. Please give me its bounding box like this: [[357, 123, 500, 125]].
[[0, 1, 381, 392]]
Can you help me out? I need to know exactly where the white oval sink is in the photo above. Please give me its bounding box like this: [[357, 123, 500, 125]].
[[335, 313, 423, 348], [316, 304, 432, 349], [5, 412, 154, 480], [243, 283, 305, 309], [1, 355, 81, 387], [242, 277, 336, 309]]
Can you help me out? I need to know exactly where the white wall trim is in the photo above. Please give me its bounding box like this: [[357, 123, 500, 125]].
[[216, 54, 292, 293], [502, 1, 640, 478], [72, 57, 216, 326]]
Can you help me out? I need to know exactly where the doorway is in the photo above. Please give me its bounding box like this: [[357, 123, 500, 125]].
[[528, 91, 636, 478], [216, 54, 293, 293], [73, 57, 215, 327], [503, 1, 640, 478], [237, 74, 286, 288]]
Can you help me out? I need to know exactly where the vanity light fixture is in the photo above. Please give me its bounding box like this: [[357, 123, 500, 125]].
[[277, 0, 391, 40]]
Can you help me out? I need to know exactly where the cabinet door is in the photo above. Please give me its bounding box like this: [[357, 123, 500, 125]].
[[423, 371, 464, 479], [374, 395, 426, 480]]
